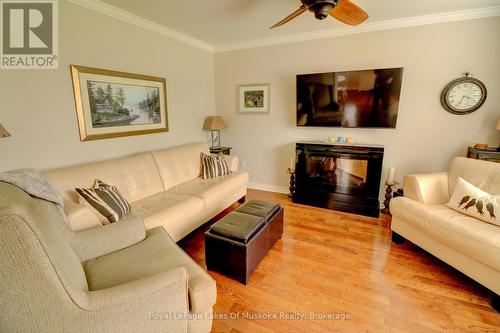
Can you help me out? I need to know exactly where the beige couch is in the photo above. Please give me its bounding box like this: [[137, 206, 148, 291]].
[[44, 142, 249, 241], [390, 157, 500, 303], [0, 142, 248, 332]]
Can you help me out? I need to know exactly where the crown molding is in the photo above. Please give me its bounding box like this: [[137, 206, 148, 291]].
[[65, 0, 215, 53], [215, 6, 500, 53], [65, 1, 500, 54]]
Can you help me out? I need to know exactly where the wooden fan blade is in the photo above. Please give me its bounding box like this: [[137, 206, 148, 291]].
[[270, 5, 307, 29], [330, 0, 368, 26]]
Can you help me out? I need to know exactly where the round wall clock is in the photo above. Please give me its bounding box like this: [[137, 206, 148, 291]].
[[440, 72, 487, 115]]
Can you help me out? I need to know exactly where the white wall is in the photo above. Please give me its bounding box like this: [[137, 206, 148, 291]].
[[215, 18, 500, 198], [0, 1, 215, 172]]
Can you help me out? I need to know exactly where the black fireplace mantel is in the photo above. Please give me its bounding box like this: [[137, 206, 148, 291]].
[[293, 141, 384, 217]]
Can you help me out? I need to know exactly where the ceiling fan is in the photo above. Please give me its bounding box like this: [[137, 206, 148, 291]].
[[270, 0, 368, 29]]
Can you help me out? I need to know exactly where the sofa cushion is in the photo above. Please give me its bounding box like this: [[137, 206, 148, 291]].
[[82, 227, 216, 313], [391, 197, 500, 271], [447, 177, 500, 226], [63, 200, 102, 231], [152, 142, 210, 190], [168, 171, 249, 208], [448, 157, 500, 195], [43, 152, 164, 204], [132, 192, 205, 232]]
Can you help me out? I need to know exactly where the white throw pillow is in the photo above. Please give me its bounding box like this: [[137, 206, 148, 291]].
[[447, 177, 499, 226]]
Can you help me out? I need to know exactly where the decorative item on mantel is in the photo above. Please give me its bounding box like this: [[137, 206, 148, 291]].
[[203, 116, 227, 149], [0, 123, 11, 138], [327, 136, 354, 144], [382, 166, 398, 214]]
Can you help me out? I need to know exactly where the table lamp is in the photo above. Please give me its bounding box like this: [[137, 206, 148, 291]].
[[203, 116, 227, 149], [0, 123, 11, 138]]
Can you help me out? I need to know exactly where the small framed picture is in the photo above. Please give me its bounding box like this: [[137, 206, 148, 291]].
[[238, 84, 270, 114]]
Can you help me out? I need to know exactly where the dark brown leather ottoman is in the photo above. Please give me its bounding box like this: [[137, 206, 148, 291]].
[[205, 200, 284, 284]]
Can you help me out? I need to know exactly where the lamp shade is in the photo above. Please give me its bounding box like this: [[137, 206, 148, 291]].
[[497, 117, 500, 131], [203, 116, 227, 131], [0, 123, 10, 138]]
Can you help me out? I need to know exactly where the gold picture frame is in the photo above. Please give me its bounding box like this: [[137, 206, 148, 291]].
[[70, 65, 168, 141]]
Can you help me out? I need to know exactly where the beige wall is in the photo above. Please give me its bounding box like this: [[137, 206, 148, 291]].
[[215, 18, 500, 197], [1, 4, 498, 202], [0, 1, 215, 172]]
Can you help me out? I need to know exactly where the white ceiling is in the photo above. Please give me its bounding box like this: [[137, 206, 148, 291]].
[[98, 0, 500, 50]]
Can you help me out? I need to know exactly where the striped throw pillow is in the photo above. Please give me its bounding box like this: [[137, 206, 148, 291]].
[[201, 152, 231, 179], [76, 180, 132, 223]]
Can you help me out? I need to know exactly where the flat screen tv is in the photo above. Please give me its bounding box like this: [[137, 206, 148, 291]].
[[296, 67, 403, 128]]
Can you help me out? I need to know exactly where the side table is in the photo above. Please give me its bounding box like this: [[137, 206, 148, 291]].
[[210, 146, 232, 155]]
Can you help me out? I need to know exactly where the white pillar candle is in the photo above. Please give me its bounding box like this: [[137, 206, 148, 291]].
[[387, 166, 396, 184], [290, 157, 295, 172]]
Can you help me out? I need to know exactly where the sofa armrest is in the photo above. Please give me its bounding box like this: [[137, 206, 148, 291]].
[[403, 172, 449, 204], [64, 200, 102, 231], [82, 267, 188, 312], [212, 154, 239, 172], [71, 213, 146, 261], [226, 155, 239, 172]]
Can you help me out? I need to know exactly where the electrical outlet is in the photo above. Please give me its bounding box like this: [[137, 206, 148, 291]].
[[241, 160, 247, 168]]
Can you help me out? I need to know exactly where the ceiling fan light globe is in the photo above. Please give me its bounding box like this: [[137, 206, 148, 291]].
[[314, 3, 335, 20], [315, 12, 328, 19]]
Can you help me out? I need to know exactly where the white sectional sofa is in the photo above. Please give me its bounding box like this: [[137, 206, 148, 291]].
[[1, 141, 248, 332], [390, 157, 500, 308], [44, 142, 249, 241]]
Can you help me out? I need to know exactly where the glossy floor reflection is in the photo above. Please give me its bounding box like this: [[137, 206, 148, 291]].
[[179, 189, 499, 333]]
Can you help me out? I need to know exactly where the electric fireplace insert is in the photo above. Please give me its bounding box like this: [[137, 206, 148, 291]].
[[293, 142, 384, 217]]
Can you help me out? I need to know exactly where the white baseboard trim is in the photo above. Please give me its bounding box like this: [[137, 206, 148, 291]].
[[248, 182, 289, 194]]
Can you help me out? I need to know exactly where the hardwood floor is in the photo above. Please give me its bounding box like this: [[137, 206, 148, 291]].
[[179, 189, 500, 333]]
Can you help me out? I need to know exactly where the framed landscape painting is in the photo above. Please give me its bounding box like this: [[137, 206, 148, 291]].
[[238, 84, 270, 114], [70, 65, 168, 141]]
